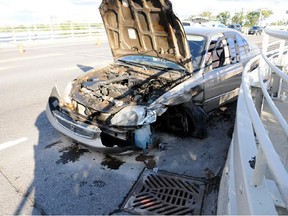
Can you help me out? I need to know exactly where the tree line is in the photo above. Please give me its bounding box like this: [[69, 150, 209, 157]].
[[188, 9, 276, 27], [0, 22, 104, 33]]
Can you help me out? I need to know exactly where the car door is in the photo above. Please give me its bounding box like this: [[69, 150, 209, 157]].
[[202, 34, 242, 112]]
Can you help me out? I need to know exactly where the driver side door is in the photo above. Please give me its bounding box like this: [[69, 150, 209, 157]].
[[203, 34, 242, 112]]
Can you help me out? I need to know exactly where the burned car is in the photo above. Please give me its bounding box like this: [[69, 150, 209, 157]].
[[46, 0, 260, 152]]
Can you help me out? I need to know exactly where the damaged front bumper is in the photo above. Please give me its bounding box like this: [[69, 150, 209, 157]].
[[46, 85, 152, 152]]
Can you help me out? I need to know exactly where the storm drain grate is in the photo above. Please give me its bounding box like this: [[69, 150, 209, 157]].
[[122, 170, 206, 215]]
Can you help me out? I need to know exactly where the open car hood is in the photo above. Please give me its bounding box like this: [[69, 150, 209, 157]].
[[99, 0, 193, 72]]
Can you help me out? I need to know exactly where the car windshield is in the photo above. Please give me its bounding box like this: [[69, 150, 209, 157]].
[[118, 55, 186, 71], [252, 26, 259, 29], [186, 34, 207, 71]]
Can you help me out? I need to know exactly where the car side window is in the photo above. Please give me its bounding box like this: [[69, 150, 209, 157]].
[[235, 34, 249, 56], [227, 36, 238, 64], [205, 37, 231, 72]]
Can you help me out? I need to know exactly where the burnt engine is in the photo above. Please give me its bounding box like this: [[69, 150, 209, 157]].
[[71, 63, 187, 115]]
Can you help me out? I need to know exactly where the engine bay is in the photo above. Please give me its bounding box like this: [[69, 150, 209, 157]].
[[71, 63, 189, 115]]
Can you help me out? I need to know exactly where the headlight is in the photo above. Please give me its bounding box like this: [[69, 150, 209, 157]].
[[110, 106, 156, 126]]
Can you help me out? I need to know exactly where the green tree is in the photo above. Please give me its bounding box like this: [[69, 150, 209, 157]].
[[244, 10, 260, 27], [232, 12, 245, 25], [261, 10, 273, 19], [216, 11, 231, 26]]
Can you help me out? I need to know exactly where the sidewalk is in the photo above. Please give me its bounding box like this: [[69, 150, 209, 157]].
[[261, 80, 288, 174]]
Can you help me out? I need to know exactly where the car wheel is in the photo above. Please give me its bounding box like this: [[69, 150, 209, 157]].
[[156, 102, 208, 138], [180, 101, 208, 138]]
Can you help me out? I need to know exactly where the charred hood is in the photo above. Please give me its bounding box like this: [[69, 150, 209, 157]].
[[99, 0, 193, 72]]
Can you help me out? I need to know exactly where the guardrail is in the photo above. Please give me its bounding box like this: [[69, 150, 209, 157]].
[[218, 27, 288, 214], [0, 23, 105, 42]]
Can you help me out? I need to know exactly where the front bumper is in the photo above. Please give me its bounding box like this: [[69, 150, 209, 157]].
[[46, 86, 138, 152]]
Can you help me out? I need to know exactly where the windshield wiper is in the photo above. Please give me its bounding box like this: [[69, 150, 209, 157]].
[[116, 59, 147, 71], [117, 59, 189, 75], [148, 64, 182, 72]]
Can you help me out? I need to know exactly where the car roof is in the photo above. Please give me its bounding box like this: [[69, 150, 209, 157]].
[[184, 26, 238, 37]]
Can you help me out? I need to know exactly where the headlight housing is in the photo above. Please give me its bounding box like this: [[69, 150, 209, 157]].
[[110, 106, 156, 126], [62, 82, 74, 104]]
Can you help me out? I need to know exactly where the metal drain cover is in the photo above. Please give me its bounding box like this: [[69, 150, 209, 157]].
[[122, 170, 206, 215]]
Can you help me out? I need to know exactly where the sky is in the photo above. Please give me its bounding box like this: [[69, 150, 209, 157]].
[[0, 0, 287, 25]]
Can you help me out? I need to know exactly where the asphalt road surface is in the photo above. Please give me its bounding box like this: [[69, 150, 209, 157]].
[[0, 35, 264, 215]]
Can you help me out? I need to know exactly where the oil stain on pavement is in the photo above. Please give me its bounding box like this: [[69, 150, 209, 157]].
[[100, 154, 125, 170], [56, 145, 90, 164], [135, 154, 156, 169]]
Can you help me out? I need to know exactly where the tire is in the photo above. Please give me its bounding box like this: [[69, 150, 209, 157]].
[[156, 101, 208, 138], [179, 101, 208, 138]]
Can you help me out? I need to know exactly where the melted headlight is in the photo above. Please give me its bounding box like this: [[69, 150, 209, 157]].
[[110, 106, 156, 126]]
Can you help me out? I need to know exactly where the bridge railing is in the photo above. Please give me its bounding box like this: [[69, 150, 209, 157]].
[[218, 27, 288, 215]]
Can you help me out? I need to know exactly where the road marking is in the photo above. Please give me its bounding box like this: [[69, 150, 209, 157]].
[[0, 137, 28, 151], [0, 53, 64, 64]]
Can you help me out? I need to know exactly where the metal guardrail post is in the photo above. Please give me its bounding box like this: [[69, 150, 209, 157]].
[[253, 148, 267, 187], [267, 38, 285, 98], [278, 40, 285, 65], [251, 86, 264, 115], [276, 66, 283, 99], [270, 66, 283, 98], [270, 40, 286, 98]]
